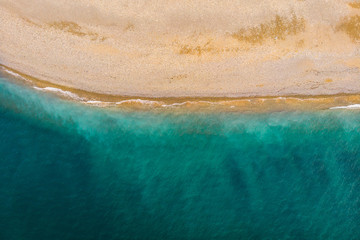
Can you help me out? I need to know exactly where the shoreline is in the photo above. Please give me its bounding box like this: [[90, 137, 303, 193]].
[[2, 64, 360, 112]]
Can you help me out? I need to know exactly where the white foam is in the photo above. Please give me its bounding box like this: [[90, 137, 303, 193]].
[[115, 99, 160, 105], [199, 100, 216, 104], [85, 100, 105, 104], [2, 69, 29, 82], [161, 100, 219, 107], [330, 104, 360, 110], [171, 102, 187, 106], [33, 86, 83, 100], [161, 102, 187, 107], [84, 100, 115, 106]]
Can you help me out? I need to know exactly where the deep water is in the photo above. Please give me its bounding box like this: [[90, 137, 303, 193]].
[[1, 75, 360, 240]]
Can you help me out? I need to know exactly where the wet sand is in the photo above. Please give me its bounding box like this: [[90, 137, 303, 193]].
[[1, 0, 360, 98], [2, 64, 360, 113]]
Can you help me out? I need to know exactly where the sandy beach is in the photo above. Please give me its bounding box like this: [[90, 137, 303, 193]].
[[1, 0, 360, 98]]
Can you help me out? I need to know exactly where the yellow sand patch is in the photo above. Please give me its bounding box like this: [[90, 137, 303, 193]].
[[337, 15, 360, 41], [232, 14, 305, 44], [176, 36, 244, 57], [21, 17, 42, 28], [256, 84, 264, 87], [179, 41, 213, 56], [324, 78, 333, 83], [49, 21, 106, 41], [348, 2, 360, 9], [178, 44, 243, 56]]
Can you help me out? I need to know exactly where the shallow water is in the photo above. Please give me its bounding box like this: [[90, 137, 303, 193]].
[[1, 75, 360, 240]]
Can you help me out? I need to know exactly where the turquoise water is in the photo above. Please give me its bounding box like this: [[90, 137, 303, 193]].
[[1, 75, 360, 240]]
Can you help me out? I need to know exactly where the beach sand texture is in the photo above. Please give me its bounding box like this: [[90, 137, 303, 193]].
[[1, 0, 360, 97]]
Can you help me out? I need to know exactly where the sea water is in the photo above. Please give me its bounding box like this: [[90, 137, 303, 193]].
[[0, 75, 360, 240]]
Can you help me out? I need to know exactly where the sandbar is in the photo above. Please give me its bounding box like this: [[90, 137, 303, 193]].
[[1, 0, 360, 98]]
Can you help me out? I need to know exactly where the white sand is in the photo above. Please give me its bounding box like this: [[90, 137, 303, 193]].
[[1, 0, 360, 97]]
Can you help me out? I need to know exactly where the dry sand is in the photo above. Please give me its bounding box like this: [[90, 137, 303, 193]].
[[1, 0, 360, 98]]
